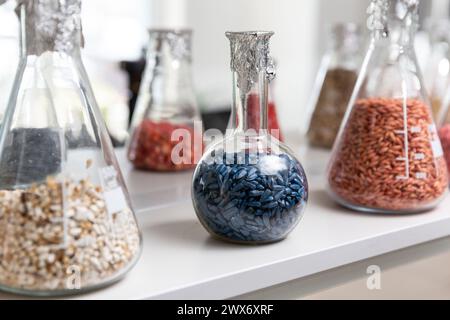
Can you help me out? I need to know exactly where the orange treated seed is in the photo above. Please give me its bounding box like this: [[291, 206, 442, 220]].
[[328, 98, 448, 212]]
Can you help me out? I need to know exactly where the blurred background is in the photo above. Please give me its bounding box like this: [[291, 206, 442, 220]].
[[0, 0, 448, 142]]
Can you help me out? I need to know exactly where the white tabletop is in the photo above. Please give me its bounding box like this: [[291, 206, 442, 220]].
[[1, 140, 450, 299]]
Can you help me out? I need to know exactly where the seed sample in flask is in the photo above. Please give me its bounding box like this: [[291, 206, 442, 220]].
[[307, 23, 364, 149], [192, 32, 308, 245], [0, 0, 142, 296], [327, 0, 448, 214], [128, 29, 203, 172]]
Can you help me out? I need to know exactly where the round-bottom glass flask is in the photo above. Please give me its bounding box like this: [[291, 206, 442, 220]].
[[192, 32, 308, 244]]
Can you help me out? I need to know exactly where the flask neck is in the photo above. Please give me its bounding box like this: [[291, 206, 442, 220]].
[[232, 71, 269, 134], [143, 30, 196, 117], [146, 39, 194, 93], [368, 0, 419, 48], [226, 31, 275, 136], [18, 0, 83, 57], [329, 24, 363, 70]]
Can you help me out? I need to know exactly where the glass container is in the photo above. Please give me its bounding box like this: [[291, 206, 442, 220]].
[[192, 31, 308, 244], [327, 0, 448, 214], [306, 23, 364, 149], [0, 0, 142, 296], [128, 29, 202, 172]]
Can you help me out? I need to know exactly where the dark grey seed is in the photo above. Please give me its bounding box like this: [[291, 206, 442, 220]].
[[292, 192, 301, 199], [223, 207, 239, 219], [256, 184, 265, 190], [243, 181, 257, 188], [262, 202, 278, 209], [263, 214, 271, 229], [216, 215, 227, 225], [207, 183, 219, 190], [262, 190, 271, 198], [236, 192, 248, 198], [249, 190, 264, 197], [236, 169, 248, 179], [262, 196, 274, 203], [255, 217, 264, 226], [248, 201, 262, 207], [232, 182, 246, 192], [207, 204, 219, 213], [224, 199, 239, 210], [274, 190, 284, 200]]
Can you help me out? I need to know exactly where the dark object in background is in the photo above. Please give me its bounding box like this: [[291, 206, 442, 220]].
[[201, 108, 230, 133], [0, 128, 62, 188], [121, 53, 147, 124]]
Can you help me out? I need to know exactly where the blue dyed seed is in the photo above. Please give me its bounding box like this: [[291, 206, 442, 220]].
[[236, 169, 248, 179], [262, 202, 278, 209], [262, 196, 274, 203], [193, 152, 307, 243], [250, 190, 264, 197], [248, 201, 262, 207], [274, 191, 284, 200], [263, 214, 271, 229]]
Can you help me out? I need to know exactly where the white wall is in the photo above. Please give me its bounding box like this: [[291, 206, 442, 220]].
[[181, 0, 321, 132], [0, 0, 385, 132]]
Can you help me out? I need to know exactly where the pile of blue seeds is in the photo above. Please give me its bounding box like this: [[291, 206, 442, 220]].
[[193, 152, 308, 243]]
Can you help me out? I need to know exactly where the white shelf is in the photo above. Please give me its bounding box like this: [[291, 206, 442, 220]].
[[1, 144, 450, 299], [76, 187, 450, 299]]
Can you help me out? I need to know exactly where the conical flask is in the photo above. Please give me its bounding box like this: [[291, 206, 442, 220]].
[[191, 32, 308, 244], [306, 23, 364, 149], [0, 0, 142, 296], [327, 0, 448, 214], [128, 29, 203, 172]]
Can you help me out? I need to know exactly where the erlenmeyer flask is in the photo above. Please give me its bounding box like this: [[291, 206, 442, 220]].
[[191, 32, 308, 244], [327, 0, 448, 214], [306, 23, 364, 149], [128, 29, 203, 172], [0, 0, 141, 296]]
